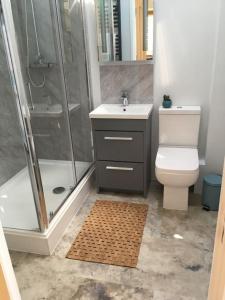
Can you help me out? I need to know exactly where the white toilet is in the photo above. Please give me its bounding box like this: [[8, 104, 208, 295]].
[[155, 106, 201, 210]]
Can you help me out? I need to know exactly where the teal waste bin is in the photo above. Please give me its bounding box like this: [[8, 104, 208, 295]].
[[202, 174, 222, 211]]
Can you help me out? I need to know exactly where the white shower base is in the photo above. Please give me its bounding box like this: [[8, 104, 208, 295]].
[[0, 159, 91, 230], [3, 164, 94, 255]]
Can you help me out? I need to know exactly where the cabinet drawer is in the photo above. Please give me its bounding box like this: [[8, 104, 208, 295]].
[[96, 161, 143, 191], [94, 131, 144, 162], [92, 119, 146, 131]]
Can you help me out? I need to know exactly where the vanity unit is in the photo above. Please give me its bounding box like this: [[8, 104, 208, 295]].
[[89, 104, 153, 196]]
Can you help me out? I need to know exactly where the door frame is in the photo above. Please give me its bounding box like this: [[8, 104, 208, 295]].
[[208, 160, 225, 299]]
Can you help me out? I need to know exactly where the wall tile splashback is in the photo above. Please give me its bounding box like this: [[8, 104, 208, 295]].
[[100, 63, 154, 104]]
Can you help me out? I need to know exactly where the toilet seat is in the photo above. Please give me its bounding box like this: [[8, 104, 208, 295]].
[[155, 146, 199, 210], [156, 147, 199, 174]]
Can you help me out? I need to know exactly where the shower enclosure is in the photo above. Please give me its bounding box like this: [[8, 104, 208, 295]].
[[0, 0, 93, 233]]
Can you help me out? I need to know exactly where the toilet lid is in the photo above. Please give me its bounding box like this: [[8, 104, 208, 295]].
[[156, 147, 199, 173]]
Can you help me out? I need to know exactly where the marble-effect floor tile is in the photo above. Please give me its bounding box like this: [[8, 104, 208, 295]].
[[10, 188, 217, 299]]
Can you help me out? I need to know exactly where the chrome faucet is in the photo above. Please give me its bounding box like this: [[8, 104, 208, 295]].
[[120, 91, 129, 107]]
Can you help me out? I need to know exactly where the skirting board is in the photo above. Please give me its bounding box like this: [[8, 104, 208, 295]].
[[4, 166, 95, 255]]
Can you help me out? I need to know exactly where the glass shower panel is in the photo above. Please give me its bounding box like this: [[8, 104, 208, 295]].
[[59, 0, 94, 182], [0, 16, 39, 231], [10, 0, 77, 221]]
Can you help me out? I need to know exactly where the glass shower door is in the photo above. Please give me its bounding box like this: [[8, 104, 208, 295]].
[[0, 6, 40, 231], [10, 0, 77, 221], [1, 0, 94, 229], [58, 0, 94, 182]]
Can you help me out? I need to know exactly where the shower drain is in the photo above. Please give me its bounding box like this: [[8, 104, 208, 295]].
[[52, 186, 66, 194]]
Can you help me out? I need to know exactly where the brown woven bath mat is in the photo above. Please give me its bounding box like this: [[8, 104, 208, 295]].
[[66, 200, 148, 267]]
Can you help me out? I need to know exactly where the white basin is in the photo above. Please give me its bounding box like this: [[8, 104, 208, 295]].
[[89, 104, 153, 119]]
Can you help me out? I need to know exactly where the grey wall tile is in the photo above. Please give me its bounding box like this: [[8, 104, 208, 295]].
[[0, 30, 26, 186], [100, 63, 154, 104], [10, 0, 93, 165]]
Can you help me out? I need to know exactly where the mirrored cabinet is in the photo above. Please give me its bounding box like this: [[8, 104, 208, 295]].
[[95, 0, 154, 62]]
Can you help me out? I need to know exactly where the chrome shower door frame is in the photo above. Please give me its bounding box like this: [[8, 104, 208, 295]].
[[0, 0, 48, 232]]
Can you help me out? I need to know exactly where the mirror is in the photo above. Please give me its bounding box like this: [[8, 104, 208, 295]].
[[95, 0, 154, 63]]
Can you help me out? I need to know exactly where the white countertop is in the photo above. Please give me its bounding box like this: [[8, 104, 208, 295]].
[[89, 104, 153, 120]]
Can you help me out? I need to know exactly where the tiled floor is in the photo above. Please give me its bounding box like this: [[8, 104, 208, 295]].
[[10, 187, 217, 300]]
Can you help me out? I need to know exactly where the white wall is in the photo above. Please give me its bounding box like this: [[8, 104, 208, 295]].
[[83, 0, 101, 109], [153, 0, 223, 190], [153, 0, 220, 160], [205, 0, 225, 175]]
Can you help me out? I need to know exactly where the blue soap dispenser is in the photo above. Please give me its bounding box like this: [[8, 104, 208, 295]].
[[162, 95, 172, 108]]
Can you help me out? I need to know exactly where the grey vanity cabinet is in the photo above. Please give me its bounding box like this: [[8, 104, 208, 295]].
[[91, 118, 151, 196]]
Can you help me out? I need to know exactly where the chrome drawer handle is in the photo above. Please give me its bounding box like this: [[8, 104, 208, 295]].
[[104, 137, 133, 141], [106, 166, 134, 171]]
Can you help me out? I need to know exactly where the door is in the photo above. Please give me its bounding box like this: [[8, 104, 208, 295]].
[[0, 265, 10, 300], [9, 0, 78, 223], [208, 160, 225, 299], [0, 0, 48, 231], [0, 221, 21, 299], [57, 0, 94, 182]]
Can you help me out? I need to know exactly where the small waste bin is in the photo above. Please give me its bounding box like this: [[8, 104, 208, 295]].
[[202, 174, 222, 211]]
